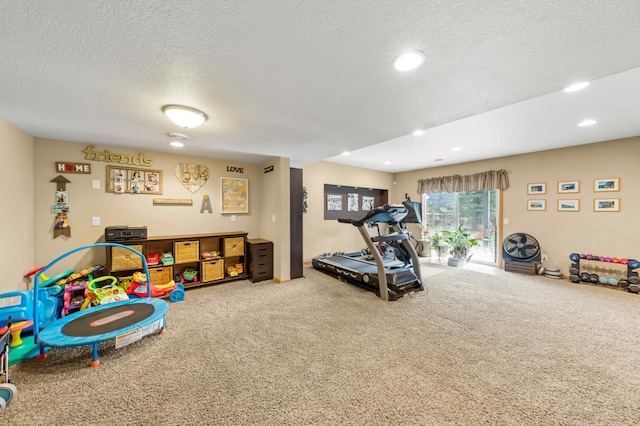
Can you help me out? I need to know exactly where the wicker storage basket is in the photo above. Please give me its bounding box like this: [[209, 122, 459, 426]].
[[148, 266, 173, 286], [202, 259, 224, 281], [110, 244, 143, 271], [224, 237, 244, 257], [174, 240, 200, 263]]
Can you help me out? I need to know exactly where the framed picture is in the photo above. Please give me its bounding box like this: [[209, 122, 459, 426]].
[[594, 198, 620, 212], [362, 196, 375, 211], [106, 165, 162, 194], [594, 178, 620, 192], [527, 183, 546, 195], [557, 180, 579, 193], [327, 194, 343, 211], [220, 177, 249, 214], [347, 193, 359, 212], [557, 199, 579, 212], [527, 199, 546, 211]]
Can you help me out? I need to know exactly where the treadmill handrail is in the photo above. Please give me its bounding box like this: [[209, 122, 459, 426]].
[[338, 204, 408, 227]]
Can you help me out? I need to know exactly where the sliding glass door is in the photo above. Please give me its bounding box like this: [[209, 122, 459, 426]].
[[422, 189, 499, 264]]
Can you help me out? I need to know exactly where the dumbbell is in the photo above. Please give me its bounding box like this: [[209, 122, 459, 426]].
[[589, 274, 600, 283], [569, 253, 580, 262], [611, 257, 620, 263], [599, 275, 608, 284], [608, 277, 618, 285], [629, 260, 640, 269], [569, 274, 580, 283]]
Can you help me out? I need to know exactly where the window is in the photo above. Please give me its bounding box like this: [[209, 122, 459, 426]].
[[422, 189, 499, 264]]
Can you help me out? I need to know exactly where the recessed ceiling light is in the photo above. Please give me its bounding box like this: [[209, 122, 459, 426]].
[[577, 119, 597, 127], [169, 141, 184, 147], [434, 158, 444, 162], [564, 81, 590, 92], [393, 50, 425, 71], [341, 151, 350, 156], [452, 147, 462, 152], [384, 161, 391, 165], [412, 129, 425, 136], [162, 105, 208, 128]]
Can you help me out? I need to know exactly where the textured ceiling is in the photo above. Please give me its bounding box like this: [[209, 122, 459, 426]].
[[1, 1, 640, 171]]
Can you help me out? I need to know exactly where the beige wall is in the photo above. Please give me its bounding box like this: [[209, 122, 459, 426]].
[[0, 120, 34, 292], [258, 157, 291, 281], [33, 138, 273, 275], [302, 161, 395, 261], [394, 137, 640, 275]]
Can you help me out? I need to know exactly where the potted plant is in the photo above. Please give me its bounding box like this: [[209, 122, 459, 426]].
[[429, 230, 449, 260], [442, 225, 478, 267]]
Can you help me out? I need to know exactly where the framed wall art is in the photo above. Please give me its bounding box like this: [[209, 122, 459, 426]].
[[220, 177, 249, 214], [594, 198, 620, 212], [527, 182, 546, 195], [557, 180, 580, 193], [594, 178, 620, 192], [106, 165, 162, 194], [527, 199, 546, 211], [557, 199, 579, 212]]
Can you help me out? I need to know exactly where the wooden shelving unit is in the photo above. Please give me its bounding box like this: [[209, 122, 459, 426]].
[[105, 231, 248, 289]]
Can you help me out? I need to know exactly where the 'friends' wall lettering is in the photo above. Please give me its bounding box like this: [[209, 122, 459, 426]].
[[83, 145, 153, 167]]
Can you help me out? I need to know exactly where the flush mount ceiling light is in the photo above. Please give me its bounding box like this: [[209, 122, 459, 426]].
[[168, 132, 187, 147], [564, 81, 590, 92], [412, 129, 425, 136], [394, 50, 425, 71], [341, 151, 350, 156], [452, 147, 462, 152], [578, 119, 597, 127], [162, 105, 208, 128]]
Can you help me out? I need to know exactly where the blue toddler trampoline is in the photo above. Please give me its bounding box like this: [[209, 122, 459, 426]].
[[33, 243, 169, 367]]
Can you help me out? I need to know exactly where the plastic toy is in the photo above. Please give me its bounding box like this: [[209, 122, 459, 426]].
[[227, 266, 238, 277], [161, 252, 174, 266], [86, 276, 129, 305], [177, 268, 198, 284], [146, 252, 160, 265], [201, 251, 218, 260], [126, 272, 185, 302]]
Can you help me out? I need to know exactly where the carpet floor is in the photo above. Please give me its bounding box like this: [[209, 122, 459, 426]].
[[3, 261, 640, 425]]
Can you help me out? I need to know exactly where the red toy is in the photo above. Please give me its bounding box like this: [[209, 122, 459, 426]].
[[126, 272, 185, 302]]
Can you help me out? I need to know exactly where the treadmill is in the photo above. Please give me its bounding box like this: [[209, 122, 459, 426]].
[[312, 202, 425, 301]]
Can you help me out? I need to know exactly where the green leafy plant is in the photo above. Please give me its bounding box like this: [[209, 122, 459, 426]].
[[442, 225, 478, 259], [428, 230, 446, 247]]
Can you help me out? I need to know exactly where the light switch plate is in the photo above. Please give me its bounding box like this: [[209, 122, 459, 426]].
[[92, 179, 100, 189], [92, 216, 100, 226]]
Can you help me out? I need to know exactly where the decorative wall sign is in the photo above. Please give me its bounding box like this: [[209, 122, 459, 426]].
[[264, 165, 274, 173], [83, 145, 153, 167], [201, 195, 213, 213], [221, 177, 249, 214], [55, 162, 91, 174], [226, 166, 244, 173], [153, 198, 193, 205], [107, 165, 162, 194], [50, 175, 71, 238], [175, 163, 209, 193]]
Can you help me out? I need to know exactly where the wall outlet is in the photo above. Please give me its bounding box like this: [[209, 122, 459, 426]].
[[91, 216, 100, 226], [541, 253, 548, 263], [231, 215, 236, 222]]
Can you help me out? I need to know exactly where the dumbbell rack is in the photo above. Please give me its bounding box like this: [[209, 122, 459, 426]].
[[568, 254, 640, 293]]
